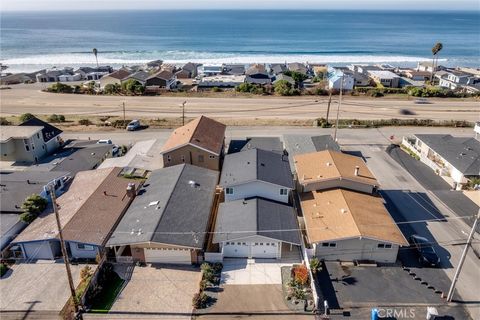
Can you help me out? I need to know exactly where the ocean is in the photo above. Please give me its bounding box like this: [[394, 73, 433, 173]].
[[1, 10, 479, 72]]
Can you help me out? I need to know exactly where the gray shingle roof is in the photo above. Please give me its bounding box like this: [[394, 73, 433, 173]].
[[415, 134, 480, 175], [220, 149, 293, 188], [283, 135, 340, 172], [213, 198, 300, 245], [227, 137, 284, 154], [107, 164, 219, 249]]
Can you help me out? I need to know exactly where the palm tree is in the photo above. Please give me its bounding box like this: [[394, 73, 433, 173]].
[[92, 48, 99, 68], [430, 42, 443, 83]]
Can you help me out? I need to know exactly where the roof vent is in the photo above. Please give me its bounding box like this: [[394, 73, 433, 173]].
[[326, 162, 331, 166], [130, 229, 135, 235], [354, 166, 360, 176], [189, 180, 199, 188], [340, 208, 347, 214], [260, 163, 265, 166]]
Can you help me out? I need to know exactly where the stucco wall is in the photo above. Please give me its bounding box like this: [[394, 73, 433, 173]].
[[224, 180, 290, 203], [162, 144, 222, 171], [68, 242, 100, 259]]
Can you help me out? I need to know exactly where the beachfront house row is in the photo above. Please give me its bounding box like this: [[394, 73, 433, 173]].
[[198, 75, 246, 88], [11, 167, 138, 260], [212, 197, 301, 259], [1, 118, 62, 163], [402, 134, 480, 190], [220, 148, 293, 203], [245, 64, 271, 85], [293, 150, 379, 194], [99, 69, 132, 88], [300, 188, 408, 263], [107, 164, 219, 265], [160, 116, 226, 171]]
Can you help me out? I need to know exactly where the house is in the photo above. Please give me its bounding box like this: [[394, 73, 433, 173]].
[[28, 140, 113, 176], [11, 167, 137, 260], [145, 70, 176, 90], [403, 134, 480, 190], [74, 66, 113, 81], [198, 75, 246, 88], [288, 62, 308, 75], [220, 148, 293, 203], [144, 59, 163, 70], [293, 150, 378, 194], [107, 164, 219, 265], [299, 188, 408, 263], [122, 71, 150, 85], [176, 62, 198, 79], [0, 73, 35, 85], [245, 64, 271, 85], [1, 120, 62, 163], [161, 116, 226, 171], [438, 70, 479, 90], [212, 198, 301, 259], [367, 70, 400, 88], [222, 64, 246, 76], [19, 116, 63, 155], [349, 64, 381, 75], [200, 65, 223, 76], [99, 139, 163, 171], [283, 135, 340, 173], [416, 61, 446, 73], [0, 171, 69, 250], [402, 70, 430, 81], [327, 67, 354, 90], [311, 64, 328, 78], [36, 67, 74, 82], [227, 137, 284, 154], [269, 63, 287, 75], [273, 74, 295, 86], [58, 73, 82, 82], [99, 69, 132, 88]]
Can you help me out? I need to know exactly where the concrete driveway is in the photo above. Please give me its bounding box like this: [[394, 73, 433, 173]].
[[109, 264, 201, 319], [0, 261, 86, 312], [221, 258, 298, 285]]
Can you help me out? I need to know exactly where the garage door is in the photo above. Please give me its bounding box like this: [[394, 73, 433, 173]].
[[251, 242, 278, 259], [144, 247, 192, 264], [22, 241, 55, 260], [223, 241, 250, 258]]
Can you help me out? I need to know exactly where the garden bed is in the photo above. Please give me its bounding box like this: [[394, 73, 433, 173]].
[[192, 262, 223, 309], [281, 265, 315, 312]]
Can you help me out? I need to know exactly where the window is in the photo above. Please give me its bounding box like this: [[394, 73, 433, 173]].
[[225, 187, 234, 195], [198, 155, 204, 162], [31, 143, 35, 150], [321, 242, 336, 247], [181, 155, 185, 162], [378, 243, 392, 249], [37, 133, 40, 139], [167, 155, 172, 162], [77, 243, 95, 251], [25, 145, 30, 151], [237, 242, 241, 245], [209, 155, 215, 159], [280, 188, 288, 195]]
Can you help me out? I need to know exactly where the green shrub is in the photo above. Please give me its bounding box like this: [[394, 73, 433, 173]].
[[20, 194, 47, 224], [236, 82, 261, 93], [47, 114, 66, 123], [19, 113, 35, 123], [0, 117, 11, 125], [121, 79, 144, 95], [103, 83, 121, 95], [211, 86, 222, 92], [47, 82, 74, 93], [274, 80, 294, 96], [192, 292, 209, 309], [19, 212, 37, 224], [367, 89, 384, 97], [0, 264, 8, 277], [314, 87, 329, 96], [78, 119, 92, 126], [309, 257, 321, 274]]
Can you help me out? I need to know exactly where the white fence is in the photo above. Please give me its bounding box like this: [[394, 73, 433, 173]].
[[204, 252, 223, 263]]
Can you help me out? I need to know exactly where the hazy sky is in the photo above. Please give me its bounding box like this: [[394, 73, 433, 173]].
[[1, 0, 479, 11]]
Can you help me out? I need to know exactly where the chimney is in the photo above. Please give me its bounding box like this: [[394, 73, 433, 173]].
[[354, 166, 360, 176], [126, 183, 136, 198]]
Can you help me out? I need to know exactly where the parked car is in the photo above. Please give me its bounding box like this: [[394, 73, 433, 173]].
[[414, 98, 430, 104], [409, 235, 440, 267], [97, 139, 113, 144], [127, 120, 140, 131]]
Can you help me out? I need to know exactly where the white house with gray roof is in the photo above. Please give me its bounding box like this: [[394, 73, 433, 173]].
[[213, 198, 301, 259], [403, 134, 480, 189], [107, 164, 219, 265], [219, 149, 293, 203]]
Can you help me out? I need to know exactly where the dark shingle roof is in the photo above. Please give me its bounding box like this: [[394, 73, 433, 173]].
[[19, 117, 62, 142], [107, 164, 219, 248], [227, 137, 284, 154], [283, 135, 340, 172], [213, 198, 300, 245], [220, 149, 293, 188], [415, 134, 480, 175]]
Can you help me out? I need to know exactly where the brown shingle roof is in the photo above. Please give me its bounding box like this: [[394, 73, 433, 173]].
[[300, 189, 407, 246], [294, 150, 378, 187], [161, 116, 226, 155], [148, 70, 174, 80], [61, 167, 139, 246], [104, 69, 132, 80]]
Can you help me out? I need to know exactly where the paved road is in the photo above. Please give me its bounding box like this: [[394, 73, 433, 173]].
[[1, 83, 479, 121]]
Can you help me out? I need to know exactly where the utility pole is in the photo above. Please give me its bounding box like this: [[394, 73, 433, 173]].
[[122, 102, 126, 127], [50, 185, 80, 316], [446, 211, 480, 302], [326, 91, 332, 125], [333, 74, 344, 142], [181, 101, 186, 126]]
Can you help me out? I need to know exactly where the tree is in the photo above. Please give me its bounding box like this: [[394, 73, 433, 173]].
[[93, 48, 99, 68], [47, 82, 73, 93], [283, 70, 308, 88], [274, 80, 294, 96], [104, 83, 121, 95], [430, 42, 443, 82], [19, 194, 47, 224], [47, 114, 66, 123], [19, 113, 35, 123], [121, 79, 144, 95]]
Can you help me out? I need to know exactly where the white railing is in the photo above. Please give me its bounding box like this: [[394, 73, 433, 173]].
[[402, 137, 448, 176]]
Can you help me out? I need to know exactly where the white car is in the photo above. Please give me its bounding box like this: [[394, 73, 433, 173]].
[[127, 120, 140, 131], [97, 139, 113, 144]]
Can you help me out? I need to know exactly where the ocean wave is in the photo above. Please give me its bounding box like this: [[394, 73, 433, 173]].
[[1, 51, 446, 73]]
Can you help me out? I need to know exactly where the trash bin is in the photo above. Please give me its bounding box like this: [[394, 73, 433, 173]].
[[371, 308, 379, 320]]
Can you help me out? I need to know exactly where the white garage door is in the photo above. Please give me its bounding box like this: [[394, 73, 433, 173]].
[[144, 247, 191, 264], [223, 241, 250, 258], [251, 242, 279, 259]]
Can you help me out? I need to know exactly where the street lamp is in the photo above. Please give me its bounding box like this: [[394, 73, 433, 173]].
[[180, 101, 186, 126]]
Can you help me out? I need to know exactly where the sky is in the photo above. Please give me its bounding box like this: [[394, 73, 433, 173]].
[[1, 0, 479, 12]]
